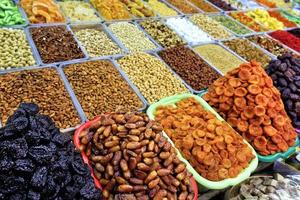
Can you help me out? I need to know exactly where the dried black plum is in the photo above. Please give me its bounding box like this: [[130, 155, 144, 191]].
[[19, 103, 39, 115], [28, 145, 53, 164], [0, 103, 102, 199], [15, 159, 35, 174], [27, 190, 40, 200], [30, 167, 47, 189]]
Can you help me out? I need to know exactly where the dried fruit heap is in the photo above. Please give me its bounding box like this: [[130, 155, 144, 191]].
[[155, 97, 255, 181], [78, 112, 194, 200], [204, 61, 297, 155], [0, 103, 101, 199]]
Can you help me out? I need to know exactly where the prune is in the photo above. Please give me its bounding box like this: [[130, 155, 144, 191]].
[[0, 103, 102, 199], [28, 145, 53, 164], [13, 117, 29, 131], [296, 102, 300, 113], [282, 88, 291, 99], [27, 190, 40, 200], [278, 78, 288, 86], [15, 159, 35, 174], [30, 167, 47, 189], [19, 103, 39, 115], [0, 157, 14, 172], [290, 83, 297, 92]]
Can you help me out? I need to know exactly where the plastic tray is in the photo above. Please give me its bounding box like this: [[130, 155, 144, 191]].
[[146, 93, 259, 190], [197, 92, 300, 163], [73, 115, 199, 199]]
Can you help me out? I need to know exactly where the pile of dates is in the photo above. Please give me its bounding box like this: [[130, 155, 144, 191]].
[[266, 53, 300, 129], [78, 112, 195, 200], [0, 103, 102, 199]]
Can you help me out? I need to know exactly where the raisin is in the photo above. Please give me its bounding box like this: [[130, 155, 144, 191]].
[[0, 157, 14, 172], [14, 159, 35, 174], [19, 103, 39, 115], [30, 167, 47, 189], [13, 117, 29, 131], [28, 145, 53, 164], [27, 190, 40, 200]]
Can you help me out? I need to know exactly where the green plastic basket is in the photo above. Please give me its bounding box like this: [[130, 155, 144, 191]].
[[197, 92, 300, 163], [147, 93, 259, 190]]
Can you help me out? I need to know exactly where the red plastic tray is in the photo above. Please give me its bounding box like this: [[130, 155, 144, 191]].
[[74, 116, 199, 199]]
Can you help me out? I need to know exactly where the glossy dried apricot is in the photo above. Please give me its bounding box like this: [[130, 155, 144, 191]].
[[234, 97, 246, 108], [243, 107, 255, 119], [215, 86, 225, 95], [267, 141, 277, 151], [262, 88, 272, 97], [237, 120, 249, 132], [254, 105, 266, 117], [262, 116, 272, 126], [271, 134, 283, 144], [249, 124, 263, 136], [255, 94, 268, 106], [248, 84, 262, 95], [238, 69, 251, 80], [277, 141, 289, 152], [234, 87, 248, 97], [274, 115, 286, 127], [263, 125, 277, 136], [248, 75, 260, 84], [228, 78, 241, 88], [253, 136, 267, 151], [219, 103, 231, 111]]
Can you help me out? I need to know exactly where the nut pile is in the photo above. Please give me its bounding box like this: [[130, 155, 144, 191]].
[[74, 28, 122, 57], [30, 26, 85, 64], [229, 12, 267, 32], [248, 35, 296, 57], [0, 0, 25, 26], [207, 0, 236, 11], [203, 61, 297, 155], [0, 28, 36, 69], [148, 0, 177, 16], [212, 15, 252, 35], [223, 39, 271, 68], [140, 20, 185, 48], [165, 17, 212, 45], [58, 1, 100, 23], [117, 53, 189, 104], [189, 0, 219, 13], [266, 54, 300, 129], [155, 97, 255, 181], [120, 0, 155, 18], [232, 174, 299, 200], [166, 0, 198, 14], [0, 103, 102, 200], [20, 0, 65, 24], [78, 112, 195, 200], [109, 22, 156, 53], [0, 68, 80, 129], [190, 14, 233, 40], [159, 45, 221, 91], [90, 0, 131, 20], [245, 9, 284, 31], [193, 44, 243, 74], [64, 60, 143, 120]]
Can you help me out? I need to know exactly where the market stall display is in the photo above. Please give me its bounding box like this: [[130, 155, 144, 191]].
[[269, 30, 300, 53], [63, 59, 145, 120], [147, 0, 178, 16], [76, 112, 196, 199], [0, 103, 102, 199], [207, 0, 236, 11], [166, 0, 199, 14], [193, 43, 244, 74], [203, 61, 298, 156], [20, 0, 66, 24], [188, 0, 220, 13], [0, 68, 80, 129], [0, 0, 26, 26], [229, 11, 268, 32], [266, 54, 300, 129], [90, 0, 131, 20], [159, 45, 221, 92]]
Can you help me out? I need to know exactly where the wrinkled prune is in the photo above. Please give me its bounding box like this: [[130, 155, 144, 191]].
[[30, 167, 47, 189], [15, 159, 35, 174], [0, 103, 102, 199], [28, 145, 53, 164], [27, 190, 40, 200], [19, 103, 39, 115]]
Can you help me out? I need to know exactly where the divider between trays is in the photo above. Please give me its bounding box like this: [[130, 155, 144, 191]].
[[0, 65, 85, 133], [58, 57, 148, 122], [26, 24, 89, 66], [146, 93, 259, 189], [197, 92, 300, 162]]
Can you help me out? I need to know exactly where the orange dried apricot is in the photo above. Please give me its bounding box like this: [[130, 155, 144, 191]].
[[249, 124, 263, 136], [228, 78, 241, 88], [234, 87, 248, 97], [263, 125, 277, 136], [262, 88, 272, 97], [215, 86, 225, 95], [255, 94, 268, 106], [274, 115, 286, 127], [243, 107, 255, 119], [218, 168, 229, 179], [237, 120, 249, 132], [234, 97, 246, 108], [271, 134, 283, 144], [265, 76, 273, 87], [238, 69, 251, 80], [254, 105, 266, 117], [253, 136, 267, 151], [248, 75, 260, 84], [277, 141, 289, 152], [248, 84, 262, 95]]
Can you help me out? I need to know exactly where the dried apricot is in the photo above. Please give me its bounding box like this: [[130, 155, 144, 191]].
[[243, 107, 255, 119], [203, 144, 212, 153], [271, 134, 283, 144], [253, 136, 267, 151], [219, 103, 231, 111], [263, 125, 277, 136], [234, 97, 246, 107], [224, 135, 233, 144], [224, 86, 235, 96], [228, 78, 241, 88], [218, 168, 229, 179], [195, 138, 206, 146], [265, 76, 273, 87], [237, 120, 249, 132], [249, 124, 263, 136], [234, 87, 248, 97], [262, 88, 272, 97], [267, 141, 277, 151], [255, 94, 268, 106], [248, 84, 262, 95], [215, 86, 225, 95], [277, 141, 289, 152], [238, 69, 251, 80], [274, 115, 286, 127], [254, 105, 266, 117], [248, 75, 260, 84]]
